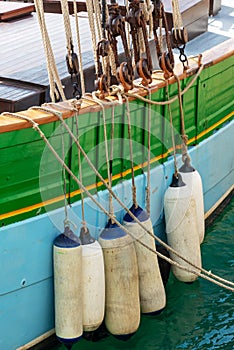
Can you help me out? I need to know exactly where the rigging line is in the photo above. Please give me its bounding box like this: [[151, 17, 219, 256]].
[[94, 92, 114, 219], [146, 88, 152, 215], [125, 97, 138, 208], [34, 0, 66, 102], [126, 63, 204, 105], [74, 112, 86, 229], [25, 105, 234, 288], [109, 106, 115, 220], [174, 73, 191, 163], [2, 111, 234, 292], [34, 101, 226, 283], [172, 0, 183, 30], [60, 0, 73, 67], [60, 122, 69, 225], [33, 102, 187, 257], [86, 0, 98, 75], [2, 111, 234, 291], [166, 81, 178, 175], [128, 82, 152, 214], [73, 0, 85, 95]]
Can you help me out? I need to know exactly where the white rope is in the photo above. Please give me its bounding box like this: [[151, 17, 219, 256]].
[[172, 0, 183, 29], [34, 0, 66, 102], [60, 0, 73, 68], [93, 0, 102, 42], [3, 109, 234, 292], [143, 0, 154, 38], [74, 112, 87, 228], [73, 0, 85, 95], [172, 0, 183, 41], [125, 97, 138, 208], [86, 0, 98, 75]]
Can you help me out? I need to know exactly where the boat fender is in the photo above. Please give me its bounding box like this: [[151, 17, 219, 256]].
[[123, 205, 166, 314], [53, 226, 83, 348], [98, 220, 140, 339], [164, 173, 202, 282], [80, 227, 105, 332], [179, 159, 205, 243]]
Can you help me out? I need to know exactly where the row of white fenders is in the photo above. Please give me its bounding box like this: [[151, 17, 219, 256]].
[[53, 166, 204, 348]]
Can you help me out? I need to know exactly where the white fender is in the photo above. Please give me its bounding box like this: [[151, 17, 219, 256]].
[[80, 227, 105, 332], [123, 205, 166, 313], [164, 174, 202, 282], [99, 222, 140, 338], [53, 227, 83, 348], [179, 168, 205, 243]]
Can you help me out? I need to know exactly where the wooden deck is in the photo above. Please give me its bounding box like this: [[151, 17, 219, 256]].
[[0, 1, 34, 21], [0, 0, 233, 112]]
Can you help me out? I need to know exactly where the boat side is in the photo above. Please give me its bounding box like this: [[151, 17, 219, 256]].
[[0, 40, 233, 350], [0, 118, 233, 350]]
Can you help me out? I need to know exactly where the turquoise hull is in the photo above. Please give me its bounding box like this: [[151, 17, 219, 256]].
[[0, 119, 233, 350]]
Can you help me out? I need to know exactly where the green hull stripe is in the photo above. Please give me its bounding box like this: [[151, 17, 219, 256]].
[[0, 111, 233, 221]]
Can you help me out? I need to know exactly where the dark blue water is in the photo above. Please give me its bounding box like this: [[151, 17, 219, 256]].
[[55, 197, 234, 350]]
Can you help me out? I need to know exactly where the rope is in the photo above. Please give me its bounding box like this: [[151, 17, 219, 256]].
[[86, 0, 98, 75], [133, 83, 152, 214], [174, 73, 191, 164], [125, 97, 138, 208], [60, 0, 73, 68], [166, 81, 178, 175], [144, 0, 154, 38], [25, 103, 234, 290], [34, 0, 66, 102], [93, 0, 102, 42], [125, 0, 133, 70], [2, 110, 234, 292], [100, 96, 114, 219], [60, 122, 69, 226], [146, 87, 152, 215], [109, 106, 115, 219], [74, 111, 87, 229], [73, 0, 85, 95], [172, 0, 183, 41], [126, 63, 204, 105], [87, 93, 115, 220]]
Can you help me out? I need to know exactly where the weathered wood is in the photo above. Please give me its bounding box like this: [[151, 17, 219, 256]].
[[42, 0, 126, 15], [163, 0, 209, 41], [0, 78, 46, 113], [43, 0, 87, 15], [0, 1, 35, 21]]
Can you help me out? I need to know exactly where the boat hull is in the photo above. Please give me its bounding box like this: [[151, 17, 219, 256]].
[[0, 118, 233, 350]]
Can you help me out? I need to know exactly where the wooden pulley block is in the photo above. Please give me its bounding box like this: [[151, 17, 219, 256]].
[[118, 62, 134, 92], [96, 39, 109, 57], [108, 14, 125, 37], [137, 58, 152, 86], [172, 27, 188, 47], [66, 51, 79, 75]]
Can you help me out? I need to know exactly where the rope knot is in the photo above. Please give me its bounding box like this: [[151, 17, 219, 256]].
[[32, 123, 39, 130], [63, 219, 77, 230]]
